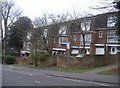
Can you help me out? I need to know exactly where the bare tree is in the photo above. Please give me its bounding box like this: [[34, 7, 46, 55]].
[[32, 12, 70, 53], [63, 9, 92, 57], [33, 13, 48, 27], [33, 12, 71, 28], [1, 0, 22, 56], [48, 12, 70, 23], [90, 0, 117, 14]]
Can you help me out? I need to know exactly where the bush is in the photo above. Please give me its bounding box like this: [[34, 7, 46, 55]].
[[29, 51, 49, 66], [5, 55, 15, 64], [39, 52, 48, 62], [7, 51, 20, 56]]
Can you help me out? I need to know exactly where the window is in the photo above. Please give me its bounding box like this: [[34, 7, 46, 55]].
[[107, 30, 118, 43], [99, 31, 102, 38], [81, 19, 91, 31], [27, 42, 31, 50], [107, 16, 117, 27], [27, 32, 31, 40], [73, 35, 77, 41], [85, 34, 91, 42], [110, 47, 117, 54], [44, 29, 48, 37], [59, 26, 67, 35], [80, 34, 91, 45], [112, 48, 115, 52], [96, 46, 105, 55], [59, 37, 68, 44]]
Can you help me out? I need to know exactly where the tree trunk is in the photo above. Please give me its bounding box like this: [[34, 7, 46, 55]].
[[82, 34, 86, 56]]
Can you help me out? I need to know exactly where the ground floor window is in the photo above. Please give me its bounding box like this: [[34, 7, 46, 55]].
[[110, 47, 117, 54], [95, 46, 105, 55]]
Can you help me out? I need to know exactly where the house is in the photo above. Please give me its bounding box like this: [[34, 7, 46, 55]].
[[22, 12, 120, 57], [91, 12, 119, 55], [21, 40, 30, 58], [51, 12, 120, 56]]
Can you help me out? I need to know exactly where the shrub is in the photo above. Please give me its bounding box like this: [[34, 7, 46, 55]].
[[39, 52, 48, 62], [5, 55, 15, 64], [29, 51, 49, 66], [7, 51, 20, 56]]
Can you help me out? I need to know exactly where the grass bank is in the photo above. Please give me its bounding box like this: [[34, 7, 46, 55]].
[[52, 67, 94, 73], [98, 67, 120, 75]]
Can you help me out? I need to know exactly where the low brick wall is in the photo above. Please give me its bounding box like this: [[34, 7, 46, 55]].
[[57, 55, 77, 68], [15, 57, 23, 64], [15, 55, 57, 66], [93, 55, 118, 66], [15, 57, 32, 64], [57, 54, 119, 68]]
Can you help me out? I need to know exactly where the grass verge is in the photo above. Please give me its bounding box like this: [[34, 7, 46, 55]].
[[14, 64, 53, 69], [52, 67, 94, 73], [14, 64, 94, 73], [98, 67, 120, 75]]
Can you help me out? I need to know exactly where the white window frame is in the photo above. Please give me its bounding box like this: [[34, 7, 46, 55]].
[[107, 30, 118, 43], [44, 29, 48, 37], [107, 16, 117, 27], [81, 19, 91, 31], [59, 26, 67, 35]]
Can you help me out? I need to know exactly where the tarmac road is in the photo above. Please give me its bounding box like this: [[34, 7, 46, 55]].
[[2, 65, 119, 87]]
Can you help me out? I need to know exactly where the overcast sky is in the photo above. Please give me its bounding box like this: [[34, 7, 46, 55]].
[[13, 0, 98, 20], [14, 0, 114, 20]]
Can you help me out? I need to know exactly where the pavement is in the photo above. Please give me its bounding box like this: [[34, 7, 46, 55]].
[[42, 69, 119, 85], [83, 64, 116, 74], [41, 64, 119, 85]]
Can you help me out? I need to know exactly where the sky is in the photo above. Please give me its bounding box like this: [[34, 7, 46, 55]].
[[14, 0, 101, 20]]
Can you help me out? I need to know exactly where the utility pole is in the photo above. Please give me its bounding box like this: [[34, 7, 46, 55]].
[[0, 2, 2, 62], [0, 1, 2, 88]]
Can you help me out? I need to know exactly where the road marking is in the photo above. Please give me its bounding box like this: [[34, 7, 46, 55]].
[[17, 76, 22, 79], [3, 68, 31, 76], [34, 81, 40, 84], [63, 78, 110, 86], [29, 74, 33, 76], [9, 66, 13, 68]]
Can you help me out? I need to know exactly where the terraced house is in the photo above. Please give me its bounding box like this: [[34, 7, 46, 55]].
[[23, 12, 120, 57], [50, 12, 119, 56]]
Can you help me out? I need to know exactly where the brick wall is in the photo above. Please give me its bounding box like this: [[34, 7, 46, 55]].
[[57, 54, 119, 68], [57, 55, 78, 68]]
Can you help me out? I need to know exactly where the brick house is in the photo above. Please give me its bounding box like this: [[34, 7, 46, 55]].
[[48, 12, 119, 56], [23, 12, 120, 56]]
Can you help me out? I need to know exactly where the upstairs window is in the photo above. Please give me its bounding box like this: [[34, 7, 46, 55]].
[[107, 16, 117, 27], [44, 29, 48, 37], [59, 26, 67, 35], [107, 30, 118, 43], [27, 32, 32, 40], [80, 34, 91, 45], [81, 19, 91, 31]]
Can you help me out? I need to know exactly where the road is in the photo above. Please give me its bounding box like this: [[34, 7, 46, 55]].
[[2, 65, 118, 87]]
